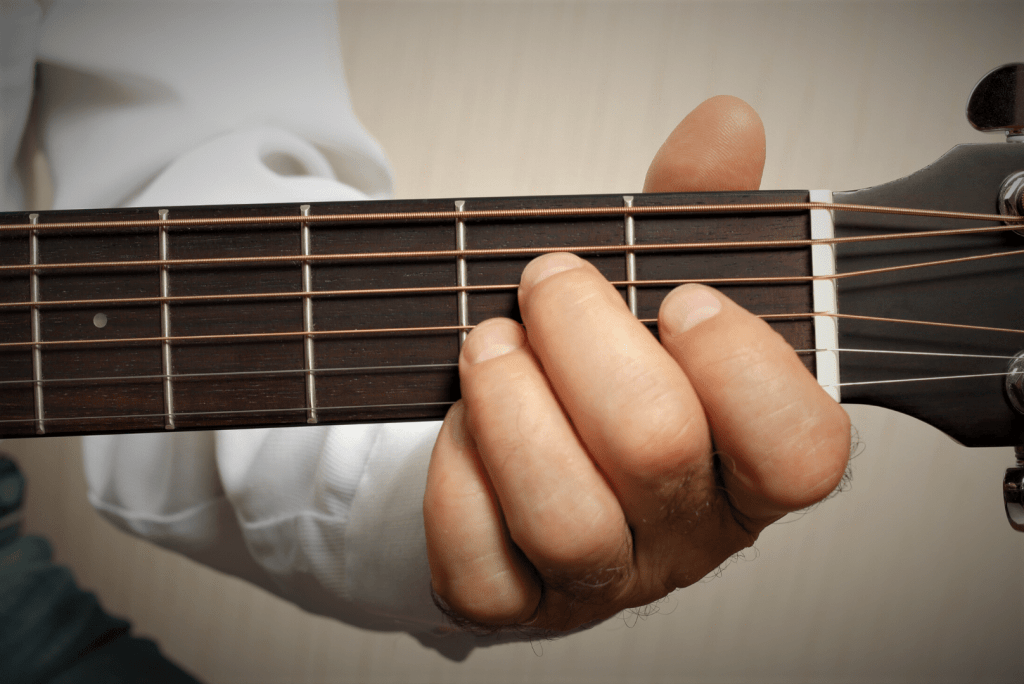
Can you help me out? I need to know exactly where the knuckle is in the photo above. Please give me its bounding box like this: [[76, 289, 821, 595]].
[[657, 459, 723, 534], [432, 567, 537, 628], [607, 397, 706, 484], [599, 359, 706, 472], [514, 506, 629, 576]]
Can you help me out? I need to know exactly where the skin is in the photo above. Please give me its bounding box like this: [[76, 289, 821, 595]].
[[423, 95, 852, 633]]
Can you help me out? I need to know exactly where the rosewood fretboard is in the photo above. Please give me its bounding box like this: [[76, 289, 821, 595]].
[[0, 191, 814, 438]]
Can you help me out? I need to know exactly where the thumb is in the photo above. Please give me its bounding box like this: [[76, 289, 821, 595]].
[[643, 95, 766, 193]]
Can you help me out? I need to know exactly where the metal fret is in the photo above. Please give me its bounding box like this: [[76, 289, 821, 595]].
[[455, 200, 469, 345], [300, 204, 318, 423], [29, 214, 44, 434], [158, 210, 176, 429], [623, 195, 638, 316]]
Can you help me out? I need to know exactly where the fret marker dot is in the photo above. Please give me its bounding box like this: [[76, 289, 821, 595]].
[[93, 313, 108, 329]]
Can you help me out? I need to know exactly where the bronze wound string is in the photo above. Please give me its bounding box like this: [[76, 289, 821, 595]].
[[0, 200, 1022, 275], [1, 216, 1023, 276], [0, 200, 1022, 235], [1, 246, 1024, 312]]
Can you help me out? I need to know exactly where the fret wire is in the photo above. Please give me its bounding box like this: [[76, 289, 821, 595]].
[[3, 246, 1022, 312], [455, 201, 469, 346], [623, 196, 638, 316], [3, 222, 1022, 276], [1, 200, 1021, 234], [29, 213, 44, 434], [300, 204, 318, 424], [158, 210, 175, 430]]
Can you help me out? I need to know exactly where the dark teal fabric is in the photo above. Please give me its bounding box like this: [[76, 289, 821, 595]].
[[0, 457, 202, 684], [0, 457, 25, 548]]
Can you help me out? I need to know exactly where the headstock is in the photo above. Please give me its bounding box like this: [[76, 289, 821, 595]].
[[831, 64, 1024, 530]]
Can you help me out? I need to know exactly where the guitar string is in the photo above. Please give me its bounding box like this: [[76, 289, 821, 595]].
[[0, 369, 1015, 427], [800, 348, 1016, 360], [0, 361, 461, 387], [2, 309, 1023, 351], [0, 198, 1018, 344], [0, 201, 1022, 276], [1, 200, 1022, 234], [1, 312, 1016, 423], [1, 221, 1022, 276], [2, 199, 1021, 428], [0, 348, 1012, 390], [2, 246, 1023, 312], [761, 311, 1024, 337], [0, 200, 1019, 347], [825, 371, 1013, 388], [0, 401, 458, 427]]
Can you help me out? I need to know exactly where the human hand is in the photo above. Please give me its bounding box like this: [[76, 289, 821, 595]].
[[423, 96, 851, 634]]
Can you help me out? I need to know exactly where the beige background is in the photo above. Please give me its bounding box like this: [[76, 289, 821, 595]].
[[5, 1, 1024, 682]]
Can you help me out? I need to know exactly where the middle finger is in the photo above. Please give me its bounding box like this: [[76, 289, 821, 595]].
[[516, 252, 711, 521]]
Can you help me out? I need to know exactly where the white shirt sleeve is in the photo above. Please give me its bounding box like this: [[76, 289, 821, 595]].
[[15, 1, 479, 659], [1, 0, 42, 212]]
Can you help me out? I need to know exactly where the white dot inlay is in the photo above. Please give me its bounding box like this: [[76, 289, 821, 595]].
[[93, 313, 108, 329]]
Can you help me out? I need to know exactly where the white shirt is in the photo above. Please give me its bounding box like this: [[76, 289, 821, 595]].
[[2, 0, 479, 659]]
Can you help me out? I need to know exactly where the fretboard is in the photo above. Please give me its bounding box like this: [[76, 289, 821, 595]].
[[0, 191, 815, 438]]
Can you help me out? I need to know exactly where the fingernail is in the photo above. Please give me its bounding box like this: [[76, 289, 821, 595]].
[[520, 252, 585, 291], [462, 319, 524, 365], [662, 284, 723, 334]]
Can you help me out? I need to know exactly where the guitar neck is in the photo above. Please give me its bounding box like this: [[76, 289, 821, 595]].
[[7, 164, 1024, 449], [0, 190, 817, 438]]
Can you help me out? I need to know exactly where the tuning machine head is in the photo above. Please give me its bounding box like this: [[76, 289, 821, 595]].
[[1006, 353, 1024, 532], [967, 63, 1024, 141], [1005, 460, 1024, 532]]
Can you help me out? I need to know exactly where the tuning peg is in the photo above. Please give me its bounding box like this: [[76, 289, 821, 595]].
[[967, 63, 1024, 140], [1006, 444, 1024, 533]]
